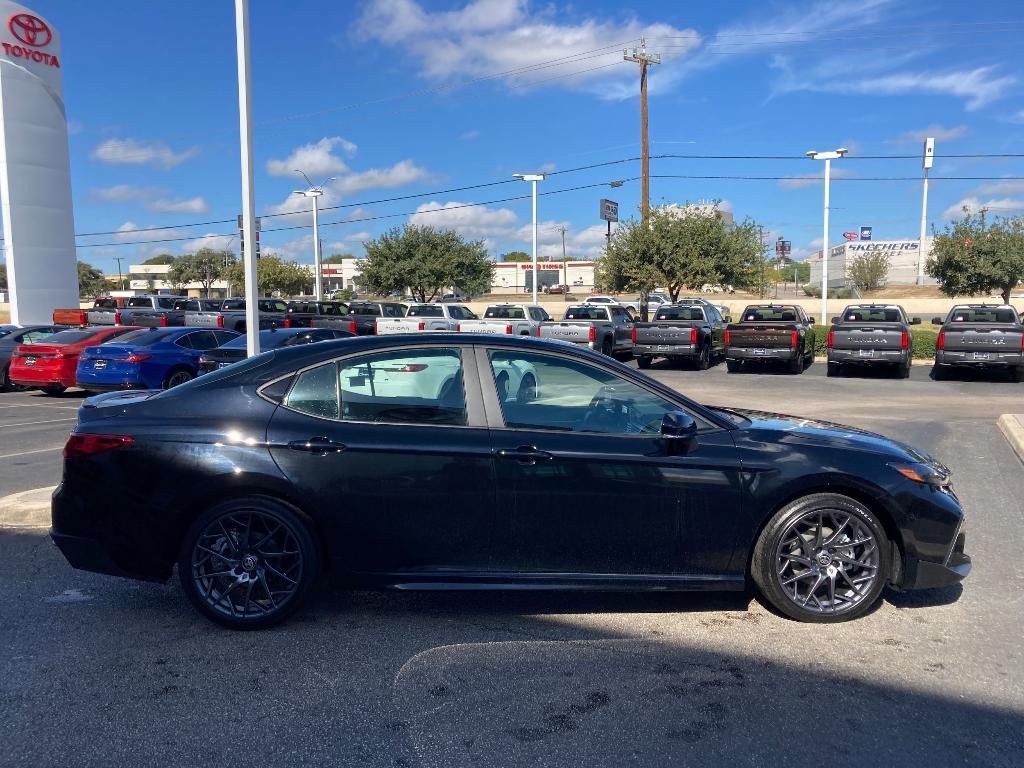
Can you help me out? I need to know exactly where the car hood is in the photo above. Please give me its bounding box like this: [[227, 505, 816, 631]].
[[721, 407, 942, 467]]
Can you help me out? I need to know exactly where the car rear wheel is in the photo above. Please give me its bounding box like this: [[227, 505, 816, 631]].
[[601, 338, 613, 356], [164, 369, 194, 389], [726, 359, 742, 373], [696, 344, 711, 370], [178, 497, 320, 630], [41, 384, 67, 395], [932, 364, 949, 381], [826, 361, 841, 377], [637, 355, 651, 370], [788, 355, 804, 375], [752, 493, 889, 623], [1010, 366, 1023, 383], [898, 361, 912, 379]]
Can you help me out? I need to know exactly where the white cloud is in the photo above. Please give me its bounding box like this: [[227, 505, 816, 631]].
[[778, 167, 856, 190], [113, 221, 183, 244], [263, 235, 314, 262], [181, 234, 237, 253], [942, 197, 1024, 219], [91, 138, 199, 169], [265, 136, 357, 178], [334, 159, 435, 195], [343, 231, 372, 242], [92, 184, 167, 202], [146, 196, 210, 215], [889, 124, 968, 144], [460, 129, 480, 140], [844, 67, 1015, 111], [975, 180, 1024, 197], [409, 201, 518, 238]]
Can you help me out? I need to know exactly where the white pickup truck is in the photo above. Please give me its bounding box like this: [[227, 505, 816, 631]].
[[374, 303, 478, 335], [455, 304, 552, 336]]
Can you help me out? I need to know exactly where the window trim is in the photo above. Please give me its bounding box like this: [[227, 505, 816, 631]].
[[267, 343, 487, 429], [473, 345, 719, 436]]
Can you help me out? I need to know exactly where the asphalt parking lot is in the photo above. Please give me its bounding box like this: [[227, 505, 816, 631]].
[[1, 360, 1023, 767]]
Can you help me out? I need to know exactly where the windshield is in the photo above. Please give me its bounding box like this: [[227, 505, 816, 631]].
[[742, 307, 798, 322], [484, 306, 525, 319], [948, 307, 1019, 323], [407, 305, 444, 317], [656, 307, 705, 321], [564, 306, 608, 320]]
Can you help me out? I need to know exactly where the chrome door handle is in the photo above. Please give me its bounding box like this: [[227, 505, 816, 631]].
[[496, 447, 553, 464]]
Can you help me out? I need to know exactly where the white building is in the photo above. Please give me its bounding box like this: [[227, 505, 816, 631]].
[[809, 238, 935, 289]]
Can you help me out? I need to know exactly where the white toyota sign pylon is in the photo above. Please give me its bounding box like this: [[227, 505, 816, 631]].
[[0, 2, 78, 325]]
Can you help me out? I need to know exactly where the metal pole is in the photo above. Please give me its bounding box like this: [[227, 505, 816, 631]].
[[234, 0, 259, 356], [918, 167, 929, 284], [821, 157, 831, 324], [531, 178, 538, 306], [313, 193, 323, 301]]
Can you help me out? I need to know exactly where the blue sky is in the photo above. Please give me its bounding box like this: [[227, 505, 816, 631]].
[[27, 0, 1024, 274]]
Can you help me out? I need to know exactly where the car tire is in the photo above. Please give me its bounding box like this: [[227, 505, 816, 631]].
[[41, 384, 67, 395], [932, 364, 948, 381], [751, 493, 890, 623], [826, 361, 841, 377], [697, 344, 711, 371], [164, 369, 194, 389], [178, 497, 321, 630], [788, 355, 804, 375], [0, 364, 11, 391], [726, 359, 742, 373], [601, 338, 613, 356], [637, 355, 652, 370], [899, 361, 912, 379], [1010, 366, 1024, 383]]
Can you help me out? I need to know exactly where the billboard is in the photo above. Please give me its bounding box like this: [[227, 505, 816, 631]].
[[599, 199, 618, 222], [860, 226, 872, 241]]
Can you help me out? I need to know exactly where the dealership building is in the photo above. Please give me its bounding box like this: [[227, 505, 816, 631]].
[[809, 238, 936, 289]]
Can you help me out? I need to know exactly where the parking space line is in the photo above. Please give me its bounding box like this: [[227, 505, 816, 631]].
[[2, 417, 77, 427], [0, 404, 80, 410], [0, 445, 65, 460]]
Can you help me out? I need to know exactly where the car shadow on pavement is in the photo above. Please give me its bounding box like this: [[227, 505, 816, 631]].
[[884, 583, 964, 608], [929, 367, 1021, 383]]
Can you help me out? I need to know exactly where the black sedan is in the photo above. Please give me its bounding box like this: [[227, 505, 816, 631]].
[[51, 334, 970, 629], [197, 327, 353, 374]]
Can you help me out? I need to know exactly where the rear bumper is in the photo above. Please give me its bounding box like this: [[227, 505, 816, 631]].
[[49, 530, 139, 579], [726, 347, 798, 361], [829, 348, 908, 365], [634, 343, 696, 357], [936, 350, 1024, 367], [9, 369, 76, 387]]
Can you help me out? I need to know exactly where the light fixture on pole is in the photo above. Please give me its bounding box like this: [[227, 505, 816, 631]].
[[513, 173, 545, 304], [293, 170, 335, 301], [805, 147, 848, 323], [919, 137, 935, 284]]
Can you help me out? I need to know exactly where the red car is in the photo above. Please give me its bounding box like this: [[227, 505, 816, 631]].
[[9, 326, 141, 394]]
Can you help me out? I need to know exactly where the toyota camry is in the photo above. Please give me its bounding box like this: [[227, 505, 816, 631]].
[[50, 334, 970, 629]]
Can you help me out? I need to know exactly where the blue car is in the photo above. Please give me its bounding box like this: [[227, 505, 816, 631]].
[[76, 327, 241, 392]]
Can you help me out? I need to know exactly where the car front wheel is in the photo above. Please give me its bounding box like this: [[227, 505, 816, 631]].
[[178, 497, 320, 630], [752, 493, 890, 623]]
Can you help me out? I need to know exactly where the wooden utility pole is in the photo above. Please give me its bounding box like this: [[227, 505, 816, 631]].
[[624, 38, 660, 225]]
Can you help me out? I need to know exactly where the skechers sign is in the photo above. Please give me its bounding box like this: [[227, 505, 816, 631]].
[[848, 242, 919, 252], [3, 12, 59, 67]]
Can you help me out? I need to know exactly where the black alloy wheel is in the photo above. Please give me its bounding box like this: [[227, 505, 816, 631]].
[[179, 498, 319, 629], [752, 493, 889, 623], [164, 369, 194, 389], [697, 344, 711, 371], [41, 384, 66, 395]]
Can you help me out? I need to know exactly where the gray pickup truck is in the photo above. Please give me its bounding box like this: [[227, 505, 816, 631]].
[[83, 295, 189, 326], [283, 300, 350, 328], [127, 298, 224, 327], [725, 304, 816, 374], [632, 303, 727, 370], [311, 301, 407, 335], [932, 304, 1024, 381], [827, 304, 919, 378], [538, 304, 633, 356], [184, 297, 289, 331]]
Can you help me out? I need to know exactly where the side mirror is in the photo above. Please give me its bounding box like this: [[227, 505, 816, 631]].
[[660, 411, 698, 455], [808, 316, 816, 324], [910, 317, 922, 325], [931, 316, 944, 325]]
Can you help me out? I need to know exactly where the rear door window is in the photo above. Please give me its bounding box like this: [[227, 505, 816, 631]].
[[186, 331, 220, 350]]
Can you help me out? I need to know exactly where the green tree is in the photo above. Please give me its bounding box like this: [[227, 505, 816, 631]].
[[360, 225, 493, 302], [928, 211, 1024, 304], [596, 203, 763, 301], [846, 251, 891, 292], [777, 260, 810, 284], [143, 253, 176, 265], [167, 249, 236, 297], [0, 262, 6, 290], [77, 261, 106, 298], [324, 253, 352, 264], [222, 255, 312, 297], [501, 250, 531, 262]]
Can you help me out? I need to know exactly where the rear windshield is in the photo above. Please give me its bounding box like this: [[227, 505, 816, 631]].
[[485, 306, 526, 319], [350, 305, 382, 316], [407, 305, 443, 317], [94, 298, 118, 309], [125, 297, 154, 308], [564, 306, 608, 320], [319, 303, 348, 316], [948, 307, 1019, 323], [222, 299, 245, 310], [843, 307, 902, 322], [656, 307, 705, 321], [110, 329, 174, 345], [38, 329, 97, 345], [742, 307, 798, 322]]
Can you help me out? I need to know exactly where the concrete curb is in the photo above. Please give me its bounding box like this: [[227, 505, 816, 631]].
[[0, 486, 54, 528], [997, 414, 1024, 465]]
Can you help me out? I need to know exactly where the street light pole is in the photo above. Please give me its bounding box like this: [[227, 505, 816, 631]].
[[514, 173, 545, 305], [806, 148, 848, 323], [919, 137, 935, 284], [234, 0, 259, 356], [293, 171, 334, 301]]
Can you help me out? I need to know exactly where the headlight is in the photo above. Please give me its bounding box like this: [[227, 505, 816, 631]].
[[888, 462, 951, 486]]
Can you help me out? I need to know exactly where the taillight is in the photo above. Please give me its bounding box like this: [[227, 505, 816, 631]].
[[631, 327, 637, 343], [125, 353, 151, 363], [506, 324, 513, 334], [216, 315, 225, 328], [690, 327, 698, 345], [827, 330, 834, 348], [724, 329, 731, 345], [63, 433, 134, 458], [418, 321, 425, 331], [283, 317, 293, 328], [937, 331, 945, 350], [113, 311, 122, 325], [535, 325, 542, 337], [791, 330, 799, 347], [901, 330, 909, 349], [588, 326, 596, 342], [455, 323, 461, 332], [160, 316, 169, 327], [77, 311, 88, 326], [349, 320, 357, 334]]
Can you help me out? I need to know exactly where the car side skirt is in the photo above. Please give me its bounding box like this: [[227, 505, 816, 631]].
[[350, 571, 747, 591]]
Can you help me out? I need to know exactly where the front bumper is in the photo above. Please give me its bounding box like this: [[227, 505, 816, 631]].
[[726, 347, 798, 361], [829, 348, 907, 365], [936, 350, 1023, 368], [634, 343, 696, 357]]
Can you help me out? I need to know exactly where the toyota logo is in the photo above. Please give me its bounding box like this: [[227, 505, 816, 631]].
[[9, 13, 51, 47]]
